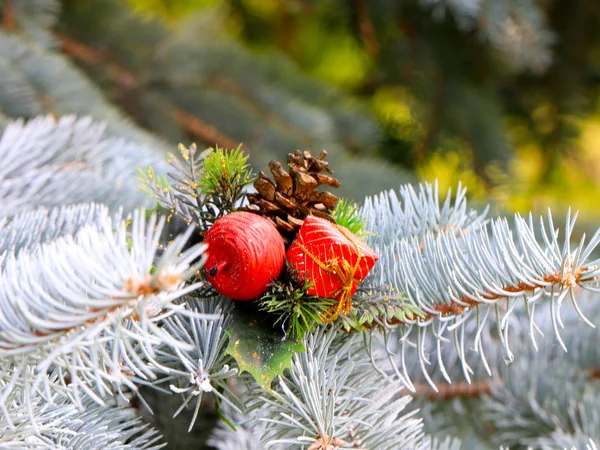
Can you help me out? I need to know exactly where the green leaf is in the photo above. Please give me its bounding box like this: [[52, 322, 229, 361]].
[[225, 304, 305, 390]]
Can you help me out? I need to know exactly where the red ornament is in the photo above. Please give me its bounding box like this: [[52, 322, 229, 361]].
[[204, 212, 285, 300], [286, 216, 378, 322]]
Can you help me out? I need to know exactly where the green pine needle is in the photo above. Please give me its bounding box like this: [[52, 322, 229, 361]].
[[332, 198, 366, 237], [199, 145, 253, 203], [338, 288, 425, 332], [258, 266, 335, 342]]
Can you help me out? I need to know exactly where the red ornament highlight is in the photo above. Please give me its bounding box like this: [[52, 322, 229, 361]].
[[204, 212, 285, 300], [286, 216, 378, 322]]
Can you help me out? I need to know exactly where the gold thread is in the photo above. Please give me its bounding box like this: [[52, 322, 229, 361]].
[[296, 223, 364, 323]]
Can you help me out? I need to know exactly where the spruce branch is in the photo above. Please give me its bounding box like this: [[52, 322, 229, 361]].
[[361, 182, 600, 392], [207, 402, 265, 450], [198, 145, 253, 210], [477, 294, 600, 447], [256, 329, 426, 449], [421, 436, 462, 450], [0, 392, 165, 449], [338, 288, 424, 331], [361, 181, 488, 248], [56, 33, 138, 90], [152, 296, 240, 432], [170, 107, 241, 152], [532, 431, 599, 450], [0, 30, 167, 148], [0, 0, 59, 48], [208, 402, 462, 450], [0, 209, 209, 425], [0, 202, 114, 257], [380, 209, 600, 325], [56, 33, 242, 150], [0, 115, 165, 215]]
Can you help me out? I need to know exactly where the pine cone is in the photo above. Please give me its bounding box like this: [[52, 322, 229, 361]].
[[244, 150, 340, 244]]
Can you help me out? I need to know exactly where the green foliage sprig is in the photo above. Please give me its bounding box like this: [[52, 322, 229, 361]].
[[338, 288, 425, 332], [199, 145, 254, 211], [139, 143, 254, 234], [258, 264, 335, 342], [332, 198, 366, 237]]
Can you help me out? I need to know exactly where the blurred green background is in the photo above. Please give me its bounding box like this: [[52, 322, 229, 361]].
[[4, 0, 600, 220]]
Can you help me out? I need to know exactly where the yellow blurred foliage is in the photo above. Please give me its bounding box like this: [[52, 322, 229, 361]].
[[128, 0, 222, 21], [417, 151, 487, 201], [242, 0, 280, 19], [307, 34, 370, 89], [417, 115, 600, 222], [372, 86, 415, 129]]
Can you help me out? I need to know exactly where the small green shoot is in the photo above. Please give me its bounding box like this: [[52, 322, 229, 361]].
[[199, 145, 253, 208], [332, 198, 366, 237], [258, 265, 335, 342]]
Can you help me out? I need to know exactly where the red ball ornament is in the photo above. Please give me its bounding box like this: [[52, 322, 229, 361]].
[[204, 212, 285, 300], [286, 216, 378, 322]]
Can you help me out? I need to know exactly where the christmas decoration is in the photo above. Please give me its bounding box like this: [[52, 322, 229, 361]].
[[286, 216, 379, 322], [258, 264, 337, 341], [244, 150, 341, 244], [204, 211, 285, 300]]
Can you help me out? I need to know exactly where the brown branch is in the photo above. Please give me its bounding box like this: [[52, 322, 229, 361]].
[[355, 0, 379, 57], [199, 76, 314, 147], [412, 379, 500, 400], [170, 107, 240, 150], [428, 265, 588, 318], [56, 33, 240, 149], [412, 357, 600, 401], [361, 264, 591, 330], [0, 270, 183, 350], [1, 0, 15, 31], [57, 34, 138, 90], [410, 361, 600, 402], [307, 434, 349, 450]]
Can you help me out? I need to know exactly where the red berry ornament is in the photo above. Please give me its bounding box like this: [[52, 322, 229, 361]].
[[286, 216, 378, 322], [204, 212, 285, 300]]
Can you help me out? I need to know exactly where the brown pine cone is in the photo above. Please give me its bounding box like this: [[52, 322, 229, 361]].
[[244, 150, 340, 244]]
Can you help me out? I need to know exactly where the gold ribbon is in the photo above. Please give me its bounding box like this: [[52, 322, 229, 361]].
[[296, 224, 364, 323]]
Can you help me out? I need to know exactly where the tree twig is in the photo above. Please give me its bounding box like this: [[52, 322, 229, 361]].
[[412, 379, 498, 400], [1, 0, 16, 31], [57, 34, 138, 89], [355, 0, 379, 57], [171, 107, 240, 150], [56, 33, 241, 149], [362, 263, 591, 329]]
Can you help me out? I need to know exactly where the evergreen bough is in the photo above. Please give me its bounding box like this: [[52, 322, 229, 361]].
[[3, 114, 600, 448], [4, 1, 600, 448]]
